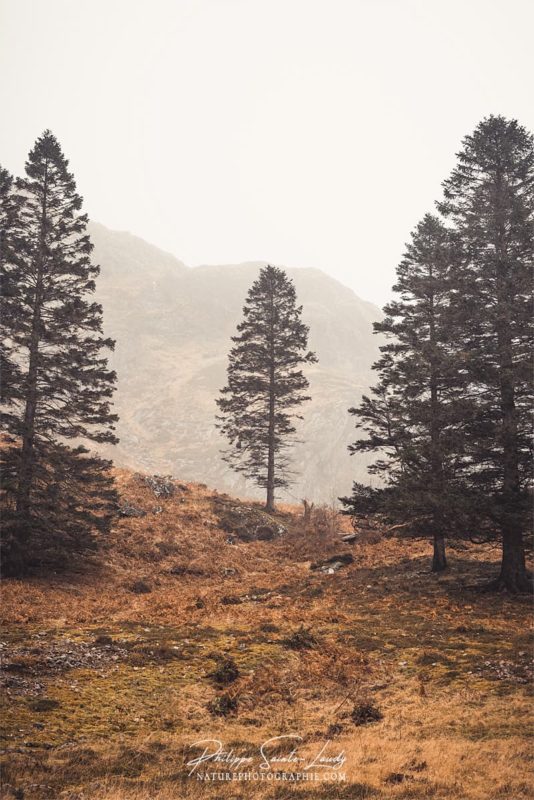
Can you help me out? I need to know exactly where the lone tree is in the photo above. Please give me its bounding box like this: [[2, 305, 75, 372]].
[[0, 131, 118, 574], [343, 215, 468, 571], [438, 116, 534, 592], [216, 265, 316, 511]]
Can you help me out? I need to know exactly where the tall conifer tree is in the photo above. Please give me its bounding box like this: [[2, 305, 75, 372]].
[[438, 116, 534, 592], [343, 215, 467, 571], [0, 131, 118, 573], [216, 265, 317, 511]]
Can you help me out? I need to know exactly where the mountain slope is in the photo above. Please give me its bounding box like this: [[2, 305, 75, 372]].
[[89, 222, 382, 501], [1, 468, 527, 800]]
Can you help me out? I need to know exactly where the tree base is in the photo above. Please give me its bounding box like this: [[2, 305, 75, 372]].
[[431, 536, 447, 573], [477, 571, 533, 595]]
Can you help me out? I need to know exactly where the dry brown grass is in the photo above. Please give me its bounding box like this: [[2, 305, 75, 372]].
[[1, 469, 532, 799]]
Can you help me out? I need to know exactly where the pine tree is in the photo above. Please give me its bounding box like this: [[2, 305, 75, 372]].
[[216, 265, 317, 511], [343, 215, 468, 571], [0, 165, 23, 415], [0, 131, 118, 574], [438, 116, 534, 592]]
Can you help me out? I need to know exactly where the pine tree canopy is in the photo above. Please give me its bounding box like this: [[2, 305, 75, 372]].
[[438, 116, 534, 590], [0, 131, 118, 574], [344, 214, 470, 569], [344, 116, 534, 589], [216, 265, 317, 510]]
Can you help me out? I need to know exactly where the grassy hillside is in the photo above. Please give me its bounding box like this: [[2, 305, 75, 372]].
[[1, 470, 532, 800]]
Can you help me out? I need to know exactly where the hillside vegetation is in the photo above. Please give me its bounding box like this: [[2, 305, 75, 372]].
[[1, 470, 532, 800]]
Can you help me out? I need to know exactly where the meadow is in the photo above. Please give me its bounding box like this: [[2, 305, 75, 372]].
[[1, 471, 532, 800]]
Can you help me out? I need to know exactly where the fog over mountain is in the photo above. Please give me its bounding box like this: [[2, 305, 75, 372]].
[[90, 222, 382, 503]]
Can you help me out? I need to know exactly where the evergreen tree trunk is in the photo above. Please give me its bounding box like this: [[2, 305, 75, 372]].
[[498, 524, 530, 593], [265, 285, 276, 512], [429, 266, 447, 572], [266, 456, 275, 512], [266, 361, 276, 512], [495, 288, 529, 591], [432, 534, 447, 572]]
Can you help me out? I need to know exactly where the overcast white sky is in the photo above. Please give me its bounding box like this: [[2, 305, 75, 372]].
[[1, 0, 533, 305]]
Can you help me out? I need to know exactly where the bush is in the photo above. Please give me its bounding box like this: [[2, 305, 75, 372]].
[[350, 701, 383, 726], [208, 656, 240, 685], [282, 626, 317, 650], [207, 693, 238, 716], [130, 579, 152, 594]]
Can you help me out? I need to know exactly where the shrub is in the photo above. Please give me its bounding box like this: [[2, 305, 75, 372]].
[[350, 701, 383, 726], [207, 693, 238, 716]]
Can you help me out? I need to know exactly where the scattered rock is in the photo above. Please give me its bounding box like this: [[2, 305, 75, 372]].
[[221, 567, 237, 577], [137, 474, 176, 498], [475, 657, 534, 684], [310, 553, 354, 573], [246, 589, 271, 602], [119, 503, 147, 518], [0, 638, 130, 694]]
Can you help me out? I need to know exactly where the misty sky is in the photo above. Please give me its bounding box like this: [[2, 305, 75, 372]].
[[1, 0, 533, 306]]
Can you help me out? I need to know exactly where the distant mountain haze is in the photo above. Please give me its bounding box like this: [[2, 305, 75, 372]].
[[89, 222, 382, 502]]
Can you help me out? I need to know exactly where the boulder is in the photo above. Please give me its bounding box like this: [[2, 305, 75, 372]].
[[119, 503, 146, 518], [212, 498, 286, 542]]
